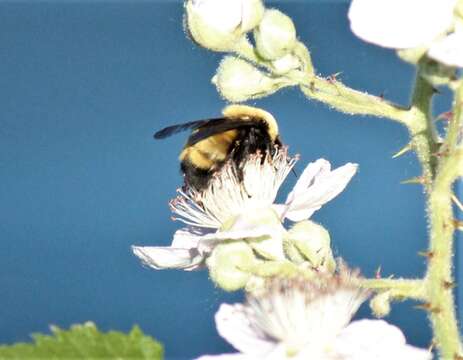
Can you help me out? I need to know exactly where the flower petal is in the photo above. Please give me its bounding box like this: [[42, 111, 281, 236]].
[[428, 30, 463, 67], [199, 211, 286, 260], [282, 161, 358, 222], [334, 319, 432, 360], [286, 159, 331, 205], [215, 303, 276, 356], [171, 227, 205, 248], [131, 245, 204, 271], [348, 0, 456, 49], [200, 224, 278, 241], [196, 354, 255, 360]]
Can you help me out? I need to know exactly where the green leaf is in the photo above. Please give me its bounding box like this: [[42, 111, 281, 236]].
[[0, 322, 163, 360]]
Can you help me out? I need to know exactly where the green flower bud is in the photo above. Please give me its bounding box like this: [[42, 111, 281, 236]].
[[207, 241, 256, 291], [212, 56, 291, 102], [370, 291, 392, 318], [254, 9, 297, 60], [285, 220, 336, 273], [185, 0, 264, 51]]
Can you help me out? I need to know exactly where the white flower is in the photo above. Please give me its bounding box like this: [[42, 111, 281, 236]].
[[348, 0, 463, 67], [132, 148, 357, 272], [196, 272, 432, 360], [185, 0, 264, 51]]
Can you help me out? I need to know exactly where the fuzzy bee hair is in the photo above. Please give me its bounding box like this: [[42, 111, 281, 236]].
[[154, 105, 282, 190]]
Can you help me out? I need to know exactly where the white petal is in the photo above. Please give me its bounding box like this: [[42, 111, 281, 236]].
[[286, 159, 331, 205], [196, 354, 253, 360], [271, 204, 287, 219], [215, 303, 276, 356], [131, 245, 204, 271], [428, 31, 463, 67], [190, 0, 242, 33], [334, 319, 432, 360], [200, 210, 282, 242], [199, 212, 286, 260], [348, 0, 456, 49], [200, 225, 276, 241], [171, 228, 204, 248], [199, 225, 284, 260], [283, 162, 358, 222]]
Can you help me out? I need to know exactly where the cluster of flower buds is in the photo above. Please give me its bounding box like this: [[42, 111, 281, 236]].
[[184, 0, 310, 102]]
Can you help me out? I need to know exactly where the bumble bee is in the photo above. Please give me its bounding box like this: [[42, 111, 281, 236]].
[[154, 105, 282, 191]]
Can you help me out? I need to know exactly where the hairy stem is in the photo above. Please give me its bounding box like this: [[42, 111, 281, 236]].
[[425, 81, 463, 359], [236, 36, 463, 357], [404, 71, 439, 193], [361, 278, 427, 300], [291, 46, 462, 356], [234, 39, 409, 123], [295, 73, 409, 123]]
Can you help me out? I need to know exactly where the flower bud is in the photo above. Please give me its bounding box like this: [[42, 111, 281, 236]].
[[212, 56, 290, 102], [254, 9, 297, 60], [185, 0, 264, 51], [207, 241, 256, 291], [271, 53, 302, 75], [285, 220, 336, 273], [370, 291, 392, 318]]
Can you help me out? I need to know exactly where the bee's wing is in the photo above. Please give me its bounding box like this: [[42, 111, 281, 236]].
[[186, 119, 256, 146], [153, 118, 224, 139]]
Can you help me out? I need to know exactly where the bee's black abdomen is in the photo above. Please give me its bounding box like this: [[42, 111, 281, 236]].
[[181, 160, 213, 191], [232, 124, 273, 165]]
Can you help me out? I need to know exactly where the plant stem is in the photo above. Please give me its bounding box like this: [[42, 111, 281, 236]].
[[425, 81, 463, 359], [291, 46, 462, 356], [295, 74, 409, 123], [404, 71, 439, 193], [234, 39, 409, 123], [235, 36, 463, 357], [360, 278, 427, 300]]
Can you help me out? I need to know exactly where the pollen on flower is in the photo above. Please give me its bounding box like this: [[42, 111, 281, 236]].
[[243, 266, 370, 353], [169, 146, 298, 229]]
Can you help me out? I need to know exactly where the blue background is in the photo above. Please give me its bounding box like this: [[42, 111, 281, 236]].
[[0, 1, 461, 359]]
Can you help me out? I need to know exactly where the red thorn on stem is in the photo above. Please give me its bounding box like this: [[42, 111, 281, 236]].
[[415, 302, 441, 313], [452, 219, 463, 229], [431, 147, 450, 158], [436, 111, 453, 121], [418, 250, 434, 259], [327, 72, 342, 83], [375, 266, 382, 279], [442, 280, 456, 289]]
